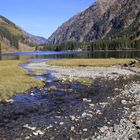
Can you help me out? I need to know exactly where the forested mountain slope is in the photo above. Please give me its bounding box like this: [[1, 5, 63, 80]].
[[0, 16, 47, 53]]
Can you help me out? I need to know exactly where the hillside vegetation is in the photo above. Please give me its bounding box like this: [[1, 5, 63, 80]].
[[0, 16, 47, 53]]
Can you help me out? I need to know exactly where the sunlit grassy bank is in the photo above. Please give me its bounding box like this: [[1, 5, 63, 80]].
[[47, 59, 134, 67], [0, 60, 43, 102]]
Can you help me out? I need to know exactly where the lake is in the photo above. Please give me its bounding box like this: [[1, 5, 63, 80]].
[[0, 51, 140, 60]]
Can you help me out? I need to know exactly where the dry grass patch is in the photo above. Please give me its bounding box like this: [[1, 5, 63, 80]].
[[47, 59, 134, 67], [0, 60, 43, 101], [77, 78, 93, 86]]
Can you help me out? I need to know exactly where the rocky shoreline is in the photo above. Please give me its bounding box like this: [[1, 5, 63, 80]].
[[25, 62, 140, 80], [0, 62, 140, 140]]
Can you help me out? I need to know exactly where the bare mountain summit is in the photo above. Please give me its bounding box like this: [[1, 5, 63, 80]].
[[48, 0, 140, 44]]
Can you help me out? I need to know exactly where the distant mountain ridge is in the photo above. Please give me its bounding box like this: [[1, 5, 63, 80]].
[[47, 0, 140, 44], [22, 31, 47, 45]]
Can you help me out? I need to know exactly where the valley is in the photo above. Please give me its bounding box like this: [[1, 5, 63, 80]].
[[0, 0, 140, 139]]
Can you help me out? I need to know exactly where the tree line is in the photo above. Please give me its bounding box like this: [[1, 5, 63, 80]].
[[40, 41, 84, 51], [86, 37, 140, 51], [40, 37, 140, 51]]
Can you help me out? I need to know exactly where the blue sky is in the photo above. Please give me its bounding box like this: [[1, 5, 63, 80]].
[[0, 0, 94, 38]]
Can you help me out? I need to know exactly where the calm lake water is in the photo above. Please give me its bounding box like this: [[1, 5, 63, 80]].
[[0, 51, 140, 60]]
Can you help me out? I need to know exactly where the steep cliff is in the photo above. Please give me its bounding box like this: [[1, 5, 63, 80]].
[[48, 0, 140, 44]]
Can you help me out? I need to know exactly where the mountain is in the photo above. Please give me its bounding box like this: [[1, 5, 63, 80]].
[[47, 0, 140, 45], [22, 31, 47, 45], [0, 16, 47, 53]]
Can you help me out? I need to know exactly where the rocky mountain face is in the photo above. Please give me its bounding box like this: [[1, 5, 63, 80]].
[[0, 16, 47, 53], [47, 0, 140, 44]]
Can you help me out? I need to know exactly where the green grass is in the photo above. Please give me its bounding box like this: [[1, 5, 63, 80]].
[[0, 60, 43, 102], [47, 59, 134, 67]]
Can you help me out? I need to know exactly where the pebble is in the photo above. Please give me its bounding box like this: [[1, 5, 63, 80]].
[[33, 131, 38, 136], [33, 130, 44, 136], [47, 125, 53, 129], [100, 126, 108, 133], [135, 116, 140, 126], [23, 124, 36, 131], [25, 136, 30, 140], [59, 122, 64, 125], [55, 116, 61, 118], [96, 110, 102, 115], [83, 128, 88, 132], [86, 113, 93, 118], [70, 115, 76, 121], [89, 104, 94, 107], [82, 112, 87, 117], [121, 100, 127, 105], [37, 130, 44, 135], [83, 98, 92, 103], [71, 126, 75, 131]]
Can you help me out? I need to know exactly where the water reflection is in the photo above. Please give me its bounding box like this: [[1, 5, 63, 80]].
[[0, 51, 140, 60], [84, 51, 140, 59]]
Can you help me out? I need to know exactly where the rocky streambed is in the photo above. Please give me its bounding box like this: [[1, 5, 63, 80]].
[[0, 61, 140, 140]]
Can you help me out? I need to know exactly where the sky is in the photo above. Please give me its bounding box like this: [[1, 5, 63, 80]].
[[0, 0, 94, 38]]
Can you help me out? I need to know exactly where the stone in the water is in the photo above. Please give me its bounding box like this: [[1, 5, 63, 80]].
[[30, 93, 34, 96], [6, 99, 14, 103]]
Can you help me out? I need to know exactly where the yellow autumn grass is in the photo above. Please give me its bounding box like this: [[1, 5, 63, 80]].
[[47, 59, 134, 67], [0, 60, 43, 101]]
